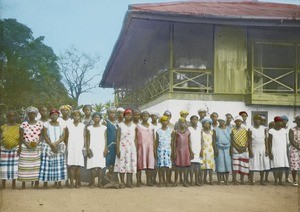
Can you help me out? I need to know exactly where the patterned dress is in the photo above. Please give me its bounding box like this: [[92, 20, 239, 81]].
[[201, 130, 215, 170], [249, 126, 270, 171], [232, 128, 249, 175], [136, 124, 155, 170], [106, 119, 117, 167], [18, 121, 43, 182], [114, 122, 137, 173], [215, 127, 231, 173], [174, 129, 191, 167], [156, 127, 172, 168], [290, 127, 300, 171], [0, 124, 20, 180], [41, 122, 67, 182]]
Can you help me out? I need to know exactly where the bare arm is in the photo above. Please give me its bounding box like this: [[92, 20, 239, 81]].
[[248, 129, 253, 157], [289, 129, 300, 151], [188, 133, 194, 159], [104, 129, 108, 156], [264, 128, 269, 156], [116, 127, 121, 158], [155, 132, 159, 159], [212, 129, 218, 156], [268, 133, 273, 160]]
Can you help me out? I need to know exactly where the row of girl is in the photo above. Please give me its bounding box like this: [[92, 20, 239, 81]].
[[0, 105, 299, 189]]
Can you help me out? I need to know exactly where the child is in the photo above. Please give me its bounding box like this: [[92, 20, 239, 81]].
[[156, 115, 173, 187], [173, 118, 192, 187], [114, 109, 137, 188], [86, 112, 108, 188], [188, 115, 202, 186], [0, 111, 20, 189], [231, 116, 249, 185], [201, 117, 215, 185], [269, 116, 289, 185], [289, 115, 300, 186], [248, 115, 270, 185], [215, 117, 231, 185], [136, 111, 155, 187], [66, 110, 85, 188], [133, 109, 141, 125]]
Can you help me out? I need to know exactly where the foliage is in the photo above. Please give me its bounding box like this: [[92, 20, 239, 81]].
[[58, 47, 101, 104], [0, 19, 75, 113]]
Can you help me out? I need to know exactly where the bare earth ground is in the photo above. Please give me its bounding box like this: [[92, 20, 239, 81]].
[[0, 176, 299, 212]]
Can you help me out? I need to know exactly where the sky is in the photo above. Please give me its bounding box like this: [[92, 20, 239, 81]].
[[1, 0, 300, 105]]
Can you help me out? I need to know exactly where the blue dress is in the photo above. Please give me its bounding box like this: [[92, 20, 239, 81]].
[[215, 127, 232, 173], [157, 128, 172, 168], [106, 119, 117, 167]]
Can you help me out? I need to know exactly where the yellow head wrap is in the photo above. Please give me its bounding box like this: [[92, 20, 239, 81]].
[[160, 115, 169, 122], [180, 110, 189, 116], [59, 105, 72, 112]]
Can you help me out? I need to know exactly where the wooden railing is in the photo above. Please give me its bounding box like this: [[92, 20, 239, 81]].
[[115, 69, 213, 107]]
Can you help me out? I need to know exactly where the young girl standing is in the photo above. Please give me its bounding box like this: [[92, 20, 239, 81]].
[[114, 109, 137, 188], [136, 111, 155, 187], [0, 111, 20, 189], [66, 110, 85, 188], [248, 115, 270, 185], [86, 112, 108, 188], [188, 115, 202, 186], [201, 117, 215, 185], [269, 116, 289, 185], [231, 116, 249, 185], [289, 115, 300, 186], [215, 117, 231, 185], [156, 115, 173, 187], [173, 118, 192, 187]]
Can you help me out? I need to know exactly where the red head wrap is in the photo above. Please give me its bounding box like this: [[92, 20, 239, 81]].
[[239, 111, 248, 116], [50, 108, 60, 116], [274, 116, 283, 122], [123, 108, 133, 116]]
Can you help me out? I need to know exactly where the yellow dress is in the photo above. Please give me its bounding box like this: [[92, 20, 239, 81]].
[[1, 124, 20, 150], [201, 130, 215, 170]]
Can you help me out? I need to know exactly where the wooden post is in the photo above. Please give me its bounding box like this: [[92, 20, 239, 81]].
[[169, 22, 174, 92]]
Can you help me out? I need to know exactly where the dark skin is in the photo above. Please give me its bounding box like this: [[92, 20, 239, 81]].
[[116, 112, 136, 188], [86, 115, 108, 188], [289, 118, 300, 184], [155, 119, 172, 187], [172, 119, 193, 187], [39, 107, 48, 122], [136, 112, 156, 187], [42, 112, 66, 188], [19, 111, 43, 189], [231, 120, 249, 185], [0, 112, 18, 189], [248, 118, 268, 185]]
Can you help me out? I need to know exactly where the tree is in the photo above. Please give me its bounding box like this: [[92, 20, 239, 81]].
[[58, 47, 101, 104], [0, 19, 75, 111]]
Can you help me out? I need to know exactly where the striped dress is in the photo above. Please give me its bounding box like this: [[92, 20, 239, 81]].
[[232, 128, 249, 175], [0, 124, 20, 180], [18, 121, 43, 182], [42, 122, 67, 182]]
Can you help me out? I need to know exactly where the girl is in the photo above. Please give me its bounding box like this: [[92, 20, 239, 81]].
[[66, 110, 85, 188], [289, 115, 300, 186], [0, 111, 20, 189], [188, 115, 202, 186], [269, 116, 289, 185], [116, 107, 125, 124], [248, 115, 270, 185], [156, 115, 172, 187], [86, 112, 108, 188], [18, 107, 43, 189], [201, 117, 215, 185], [231, 116, 249, 185], [82, 105, 94, 126], [136, 111, 155, 187], [215, 117, 231, 185], [173, 118, 192, 187], [42, 108, 67, 188], [133, 109, 141, 125], [114, 109, 137, 188]]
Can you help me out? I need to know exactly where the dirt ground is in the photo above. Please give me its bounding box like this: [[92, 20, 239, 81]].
[[0, 175, 299, 212]]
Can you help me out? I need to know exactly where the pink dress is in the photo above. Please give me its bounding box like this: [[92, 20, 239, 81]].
[[136, 124, 155, 170], [290, 127, 300, 171], [174, 129, 191, 167]]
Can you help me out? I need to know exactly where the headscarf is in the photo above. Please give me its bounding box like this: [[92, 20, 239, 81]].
[[59, 105, 72, 112], [234, 116, 243, 122], [160, 115, 169, 122], [123, 108, 133, 116], [26, 106, 38, 115], [274, 116, 283, 122], [253, 114, 261, 120], [280, 115, 289, 122], [180, 110, 189, 116], [116, 107, 125, 113], [163, 110, 172, 117], [239, 111, 248, 117], [107, 107, 116, 113], [50, 108, 60, 116], [201, 117, 212, 124]]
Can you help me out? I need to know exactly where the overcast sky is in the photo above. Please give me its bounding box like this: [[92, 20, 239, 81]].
[[1, 0, 299, 105]]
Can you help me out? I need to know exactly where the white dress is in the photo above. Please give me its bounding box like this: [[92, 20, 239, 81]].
[[249, 126, 270, 171], [86, 125, 107, 169], [188, 126, 202, 163], [269, 128, 289, 169], [66, 122, 85, 167]]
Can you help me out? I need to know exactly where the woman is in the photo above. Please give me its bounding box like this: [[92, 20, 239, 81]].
[[18, 106, 43, 189], [42, 108, 67, 188], [0, 111, 20, 189]]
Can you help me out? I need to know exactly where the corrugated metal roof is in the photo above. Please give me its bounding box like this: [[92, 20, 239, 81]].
[[130, 1, 300, 20]]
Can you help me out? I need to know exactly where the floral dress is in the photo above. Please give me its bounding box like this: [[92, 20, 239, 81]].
[[290, 127, 300, 171], [157, 127, 172, 168], [201, 130, 215, 170]]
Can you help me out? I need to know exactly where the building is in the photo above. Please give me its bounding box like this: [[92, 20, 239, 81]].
[[100, 1, 300, 125]]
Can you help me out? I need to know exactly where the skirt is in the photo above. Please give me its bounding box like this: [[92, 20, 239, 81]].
[[0, 147, 19, 180]]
